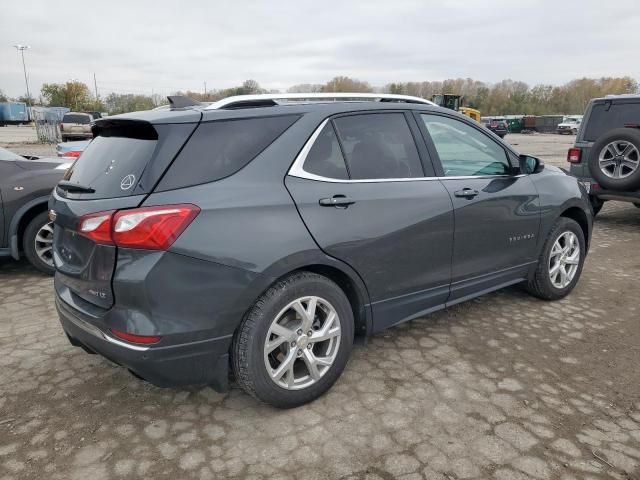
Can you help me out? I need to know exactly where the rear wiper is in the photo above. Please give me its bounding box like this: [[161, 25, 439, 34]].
[[57, 180, 95, 193]]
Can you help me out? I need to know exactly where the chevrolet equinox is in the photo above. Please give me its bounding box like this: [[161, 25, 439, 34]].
[[51, 93, 592, 408]]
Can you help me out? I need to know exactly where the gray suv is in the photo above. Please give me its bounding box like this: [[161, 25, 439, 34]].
[[51, 93, 592, 408], [567, 94, 640, 214]]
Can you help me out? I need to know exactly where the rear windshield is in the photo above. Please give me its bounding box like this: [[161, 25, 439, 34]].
[[62, 135, 157, 199], [63, 114, 91, 124], [584, 102, 640, 141], [157, 114, 299, 191]]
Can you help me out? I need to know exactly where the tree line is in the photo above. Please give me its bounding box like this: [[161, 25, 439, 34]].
[[1, 75, 637, 116]]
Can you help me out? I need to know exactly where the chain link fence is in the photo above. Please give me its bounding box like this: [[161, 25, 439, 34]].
[[31, 107, 69, 144]]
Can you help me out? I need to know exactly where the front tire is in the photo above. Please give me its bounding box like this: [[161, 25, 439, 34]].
[[525, 218, 586, 300], [23, 211, 55, 275], [232, 272, 354, 408]]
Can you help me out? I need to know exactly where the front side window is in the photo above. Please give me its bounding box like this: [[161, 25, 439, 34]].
[[421, 114, 511, 177], [333, 113, 424, 180]]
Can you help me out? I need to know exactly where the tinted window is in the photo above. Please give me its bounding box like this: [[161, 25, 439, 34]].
[[63, 114, 91, 124], [421, 114, 511, 176], [158, 115, 299, 190], [333, 113, 423, 180], [584, 102, 640, 141], [303, 123, 348, 179], [63, 135, 157, 198]]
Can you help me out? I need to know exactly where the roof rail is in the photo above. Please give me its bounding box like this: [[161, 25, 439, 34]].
[[205, 93, 436, 110]]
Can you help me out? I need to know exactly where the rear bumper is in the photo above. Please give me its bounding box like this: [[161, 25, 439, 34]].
[[56, 294, 231, 391], [61, 133, 92, 139], [593, 189, 640, 202], [574, 178, 640, 202]]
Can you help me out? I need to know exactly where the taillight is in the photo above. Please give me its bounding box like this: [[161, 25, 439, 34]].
[[60, 123, 64, 131], [63, 151, 82, 158], [77, 204, 199, 250], [78, 210, 115, 245], [110, 329, 161, 344], [112, 204, 200, 250], [567, 148, 582, 164]]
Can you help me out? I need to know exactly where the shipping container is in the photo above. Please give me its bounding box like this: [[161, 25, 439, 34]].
[[0, 102, 30, 126], [534, 115, 564, 133]]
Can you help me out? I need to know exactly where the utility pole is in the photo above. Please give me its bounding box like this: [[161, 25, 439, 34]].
[[204, 81, 207, 98], [13, 45, 32, 107], [93, 73, 99, 104]]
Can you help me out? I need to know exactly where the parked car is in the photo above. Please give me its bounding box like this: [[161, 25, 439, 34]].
[[60, 112, 94, 141], [557, 115, 582, 135], [567, 95, 640, 215], [484, 117, 508, 138], [56, 139, 91, 158], [51, 93, 592, 408], [0, 146, 70, 273]]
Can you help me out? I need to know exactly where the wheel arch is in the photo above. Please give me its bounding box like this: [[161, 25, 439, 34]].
[[8, 196, 51, 260], [236, 255, 373, 340], [559, 206, 590, 251]]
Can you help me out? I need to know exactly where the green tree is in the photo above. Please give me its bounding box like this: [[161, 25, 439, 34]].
[[287, 83, 323, 93], [41, 81, 95, 111], [104, 93, 155, 114], [322, 76, 373, 93], [0, 90, 7, 102]]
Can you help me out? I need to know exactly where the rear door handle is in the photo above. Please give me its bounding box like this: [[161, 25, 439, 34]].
[[319, 195, 356, 207], [453, 188, 479, 198]]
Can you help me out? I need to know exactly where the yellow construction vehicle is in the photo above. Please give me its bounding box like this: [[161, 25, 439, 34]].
[[431, 94, 481, 122]]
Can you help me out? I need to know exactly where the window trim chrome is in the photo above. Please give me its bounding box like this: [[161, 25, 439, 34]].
[[287, 118, 524, 184]]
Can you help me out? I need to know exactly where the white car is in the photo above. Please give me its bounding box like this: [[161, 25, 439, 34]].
[[556, 115, 583, 135]]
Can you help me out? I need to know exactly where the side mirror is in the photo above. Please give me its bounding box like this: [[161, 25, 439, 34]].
[[519, 155, 544, 174]]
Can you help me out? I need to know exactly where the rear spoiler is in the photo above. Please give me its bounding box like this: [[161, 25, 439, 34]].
[[167, 96, 203, 109], [92, 118, 158, 140]]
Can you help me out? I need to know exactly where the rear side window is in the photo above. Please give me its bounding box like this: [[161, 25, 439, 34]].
[[63, 114, 91, 124], [584, 102, 640, 141], [333, 113, 423, 180], [158, 115, 299, 190], [63, 135, 157, 198], [303, 123, 349, 179]]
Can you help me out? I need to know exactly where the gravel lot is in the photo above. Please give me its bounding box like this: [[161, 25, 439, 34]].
[[1, 133, 639, 480]]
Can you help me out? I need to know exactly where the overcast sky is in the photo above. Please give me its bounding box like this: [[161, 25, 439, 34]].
[[1, 0, 639, 98]]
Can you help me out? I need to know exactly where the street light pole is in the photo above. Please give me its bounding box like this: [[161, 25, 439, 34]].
[[13, 44, 32, 107]]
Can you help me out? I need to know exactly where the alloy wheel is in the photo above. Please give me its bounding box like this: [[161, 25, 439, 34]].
[[34, 222, 54, 267], [548, 231, 580, 289], [598, 140, 639, 179], [264, 296, 341, 390]]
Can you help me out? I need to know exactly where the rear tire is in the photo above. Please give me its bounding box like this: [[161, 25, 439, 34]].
[[232, 272, 354, 408], [23, 211, 55, 275], [525, 217, 586, 300], [588, 128, 640, 191]]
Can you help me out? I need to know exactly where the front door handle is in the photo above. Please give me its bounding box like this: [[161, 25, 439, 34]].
[[319, 195, 356, 207], [453, 188, 479, 199]]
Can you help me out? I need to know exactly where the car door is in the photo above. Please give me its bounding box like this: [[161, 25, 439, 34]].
[[285, 111, 454, 332], [416, 112, 540, 303]]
